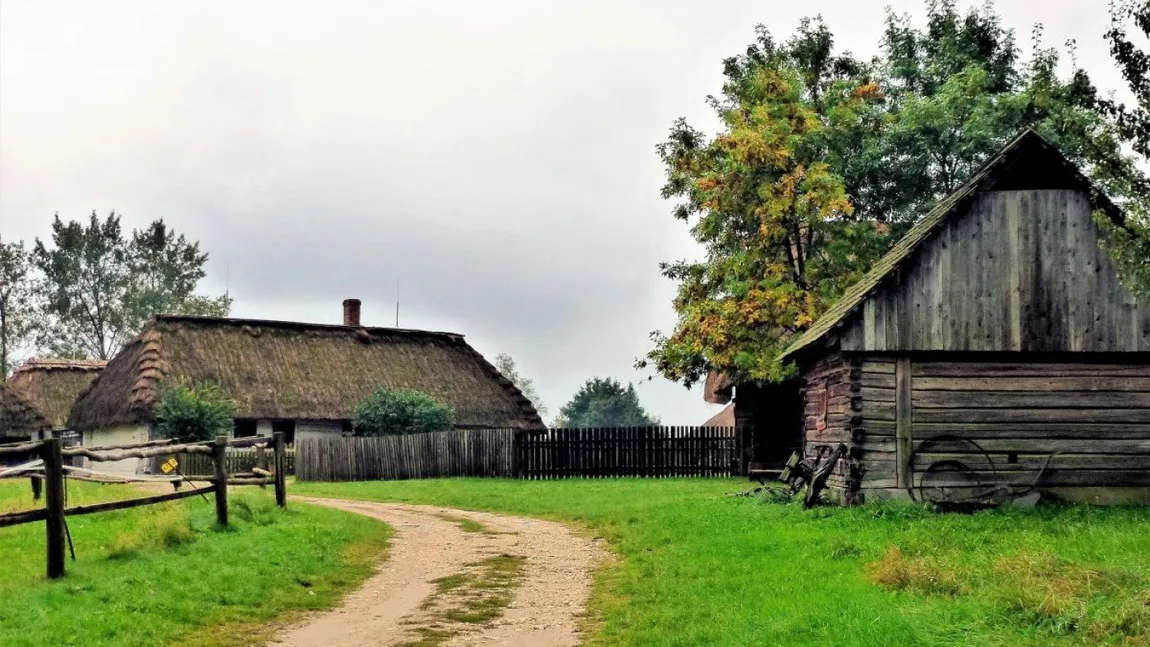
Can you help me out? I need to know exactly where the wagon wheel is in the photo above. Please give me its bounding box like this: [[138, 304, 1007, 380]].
[[911, 435, 1001, 507]]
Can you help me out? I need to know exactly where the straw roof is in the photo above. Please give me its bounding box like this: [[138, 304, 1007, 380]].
[[701, 403, 734, 428], [68, 315, 545, 432], [0, 382, 50, 436], [781, 129, 1122, 361], [8, 358, 105, 429]]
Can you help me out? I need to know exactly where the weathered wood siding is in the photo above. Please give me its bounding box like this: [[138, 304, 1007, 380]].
[[801, 352, 860, 497], [841, 189, 1150, 353], [855, 357, 1150, 499]]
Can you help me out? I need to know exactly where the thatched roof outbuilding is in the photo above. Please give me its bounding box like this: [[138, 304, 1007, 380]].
[[8, 358, 105, 429], [0, 382, 50, 437], [68, 314, 546, 432]]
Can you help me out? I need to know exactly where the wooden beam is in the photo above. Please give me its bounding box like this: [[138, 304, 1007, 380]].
[[273, 432, 287, 508], [213, 436, 229, 526], [0, 441, 46, 457], [41, 438, 66, 579], [896, 357, 913, 489], [63, 486, 215, 517], [0, 507, 48, 528]]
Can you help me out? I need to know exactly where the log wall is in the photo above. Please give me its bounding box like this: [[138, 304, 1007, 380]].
[[851, 355, 1150, 502], [801, 352, 862, 501]]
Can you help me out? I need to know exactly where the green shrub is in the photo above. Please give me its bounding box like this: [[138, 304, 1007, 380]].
[[353, 388, 455, 436], [153, 378, 236, 443]]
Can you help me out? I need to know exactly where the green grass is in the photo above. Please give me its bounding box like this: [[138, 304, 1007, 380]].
[[295, 478, 1150, 647], [398, 553, 526, 647], [0, 481, 390, 647]]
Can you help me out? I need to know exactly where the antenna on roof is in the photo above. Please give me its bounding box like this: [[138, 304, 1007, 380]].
[[225, 264, 231, 314]]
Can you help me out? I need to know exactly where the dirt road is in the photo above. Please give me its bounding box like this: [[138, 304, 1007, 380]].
[[268, 498, 605, 647]]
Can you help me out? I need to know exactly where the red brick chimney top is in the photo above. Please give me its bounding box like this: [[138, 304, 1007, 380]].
[[342, 299, 362, 327]]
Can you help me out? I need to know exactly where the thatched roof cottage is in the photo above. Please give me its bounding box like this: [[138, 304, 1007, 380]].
[[0, 382, 50, 448], [8, 358, 105, 431], [68, 300, 545, 474]]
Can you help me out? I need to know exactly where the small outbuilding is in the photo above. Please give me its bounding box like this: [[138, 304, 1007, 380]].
[[0, 383, 50, 459], [68, 300, 546, 474], [780, 130, 1150, 505], [8, 358, 105, 433]]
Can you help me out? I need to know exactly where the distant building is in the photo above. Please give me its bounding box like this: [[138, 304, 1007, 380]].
[[0, 383, 50, 455], [8, 358, 105, 432], [68, 299, 545, 474]]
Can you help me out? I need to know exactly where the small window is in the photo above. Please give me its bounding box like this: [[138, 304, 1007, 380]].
[[272, 419, 296, 445], [233, 419, 258, 438]]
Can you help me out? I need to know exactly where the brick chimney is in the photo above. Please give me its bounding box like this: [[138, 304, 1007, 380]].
[[342, 299, 361, 327]]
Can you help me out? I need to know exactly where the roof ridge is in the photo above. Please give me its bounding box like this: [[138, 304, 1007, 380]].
[[154, 314, 464, 339], [780, 128, 1112, 361]]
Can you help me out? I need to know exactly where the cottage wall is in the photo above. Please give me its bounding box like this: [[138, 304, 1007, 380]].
[[296, 420, 343, 441], [82, 424, 149, 476]]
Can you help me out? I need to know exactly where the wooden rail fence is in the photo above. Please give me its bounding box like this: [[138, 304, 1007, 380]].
[[0, 433, 289, 579], [153, 447, 296, 478], [296, 426, 736, 482]]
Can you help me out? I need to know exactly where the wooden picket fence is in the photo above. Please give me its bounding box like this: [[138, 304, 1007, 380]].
[[516, 426, 736, 479], [296, 426, 736, 482], [297, 429, 517, 481], [155, 447, 296, 478]]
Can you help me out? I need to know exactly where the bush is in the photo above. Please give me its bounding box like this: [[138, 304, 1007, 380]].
[[153, 378, 237, 443], [353, 388, 455, 436]]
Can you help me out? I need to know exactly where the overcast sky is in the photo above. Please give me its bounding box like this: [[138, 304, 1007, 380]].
[[0, 0, 1131, 424]]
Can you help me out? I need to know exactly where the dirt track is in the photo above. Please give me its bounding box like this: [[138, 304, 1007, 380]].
[[268, 498, 605, 647]]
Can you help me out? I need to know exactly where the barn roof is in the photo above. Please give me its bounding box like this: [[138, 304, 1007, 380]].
[[0, 382, 51, 436], [8, 358, 105, 429], [68, 315, 545, 432], [781, 129, 1121, 361]]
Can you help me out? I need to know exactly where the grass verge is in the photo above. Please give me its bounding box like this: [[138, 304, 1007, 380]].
[[0, 481, 390, 647], [398, 553, 527, 647], [295, 478, 1150, 647]]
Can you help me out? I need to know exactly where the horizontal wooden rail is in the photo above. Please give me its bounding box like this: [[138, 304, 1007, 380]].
[[78, 438, 175, 453], [229, 477, 274, 486], [63, 485, 215, 518], [64, 443, 213, 461], [0, 441, 47, 457], [227, 436, 273, 449], [0, 507, 49, 528]]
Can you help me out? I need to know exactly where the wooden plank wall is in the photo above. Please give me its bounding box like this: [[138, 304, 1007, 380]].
[[853, 357, 1150, 495], [841, 190, 1150, 353], [296, 429, 517, 482], [516, 427, 736, 479], [801, 352, 861, 497]]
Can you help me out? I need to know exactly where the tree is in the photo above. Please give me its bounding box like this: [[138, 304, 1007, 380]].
[[33, 211, 230, 360], [1096, 0, 1150, 296], [353, 388, 455, 436], [153, 379, 237, 443], [644, 1, 1147, 388], [0, 237, 41, 376], [492, 353, 547, 417], [555, 378, 659, 428]]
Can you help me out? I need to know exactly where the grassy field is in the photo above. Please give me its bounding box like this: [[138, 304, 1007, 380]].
[[295, 478, 1150, 647], [0, 480, 390, 647]]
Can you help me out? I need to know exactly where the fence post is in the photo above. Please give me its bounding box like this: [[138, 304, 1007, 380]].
[[213, 436, 229, 526], [273, 432, 287, 509], [31, 475, 42, 501], [41, 438, 66, 579]]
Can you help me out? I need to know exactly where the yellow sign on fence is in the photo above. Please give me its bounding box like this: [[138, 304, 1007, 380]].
[[160, 457, 179, 474]]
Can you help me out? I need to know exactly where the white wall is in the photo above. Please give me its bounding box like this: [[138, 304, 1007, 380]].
[[82, 424, 149, 476], [296, 420, 343, 442]]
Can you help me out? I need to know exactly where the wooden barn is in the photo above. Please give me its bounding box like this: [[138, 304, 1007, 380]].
[[780, 130, 1150, 505]]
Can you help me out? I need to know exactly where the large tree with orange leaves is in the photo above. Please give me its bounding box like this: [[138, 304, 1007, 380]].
[[645, 3, 1145, 388]]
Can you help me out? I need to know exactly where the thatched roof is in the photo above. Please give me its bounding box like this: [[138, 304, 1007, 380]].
[[0, 383, 50, 436], [781, 129, 1122, 361], [8, 358, 105, 429], [701, 403, 734, 428], [68, 315, 545, 432]]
